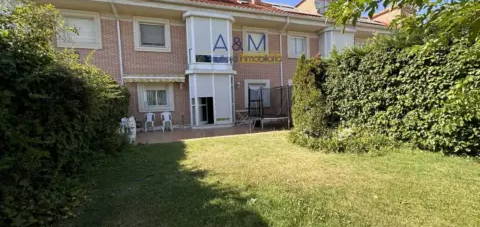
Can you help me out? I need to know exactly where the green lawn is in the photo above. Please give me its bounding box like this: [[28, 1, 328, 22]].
[[66, 131, 480, 226]]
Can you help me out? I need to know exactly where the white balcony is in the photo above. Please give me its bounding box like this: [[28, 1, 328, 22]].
[[183, 11, 234, 74]]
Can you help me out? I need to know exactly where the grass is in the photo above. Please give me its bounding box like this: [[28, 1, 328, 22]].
[[65, 131, 480, 226]]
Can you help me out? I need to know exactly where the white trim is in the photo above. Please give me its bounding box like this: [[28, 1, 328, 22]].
[[133, 16, 171, 52], [287, 34, 310, 59], [189, 17, 195, 64], [229, 75, 234, 123], [88, 0, 387, 31], [279, 34, 284, 86], [209, 18, 213, 65], [211, 74, 216, 124], [244, 79, 270, 108], [194, 76, 200, 126], [227, 19, 232, 64], [183, 11, 235, 22], [242, 27, 269, 53], [110, 3, 124, 85], [137, 83, 175, 112], [320, 26, 357, 34], [185, 69, 237, 75], [124, 75, 185, 83], [57, 9, 102, 49]]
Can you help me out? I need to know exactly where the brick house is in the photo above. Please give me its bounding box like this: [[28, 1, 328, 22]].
[[38, 0, 391, 129]]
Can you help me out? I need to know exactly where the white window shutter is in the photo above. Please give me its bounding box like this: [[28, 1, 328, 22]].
[[66, 17, 96, 44]]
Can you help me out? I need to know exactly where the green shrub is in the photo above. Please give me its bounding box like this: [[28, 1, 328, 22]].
[[0, 3, 129, 226], [322, 38, 480, 155], [422, 76, 480, 155], [317, 127, 400, 154], [289, 56, 330, 143], [291, 31, 479, 155], [296, 126, 400, 154]]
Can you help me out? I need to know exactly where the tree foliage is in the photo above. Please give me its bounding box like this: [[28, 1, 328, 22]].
[[289, 56, 330, 144], [323, 38, 480, 155], [326, 0, 480, 45], [291, 33, 480, 155], [0, 3, 129, 226]]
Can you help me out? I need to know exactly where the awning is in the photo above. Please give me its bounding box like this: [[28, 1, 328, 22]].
[[123, 74, 185, 83]]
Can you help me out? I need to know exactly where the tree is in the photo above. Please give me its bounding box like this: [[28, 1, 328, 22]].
[[326, 0, 480, 44], [290, 56, 330, 143], [0, 2, 128, 226]]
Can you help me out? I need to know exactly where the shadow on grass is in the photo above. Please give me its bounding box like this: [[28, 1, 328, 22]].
[[66, 142, 267, 227]]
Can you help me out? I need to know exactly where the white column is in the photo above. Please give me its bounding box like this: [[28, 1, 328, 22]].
[[319, 27, 355, 57]]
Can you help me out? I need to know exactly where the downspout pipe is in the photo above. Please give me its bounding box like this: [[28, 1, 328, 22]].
[[279, 16, 290, 86], [110, 0, 125, 85]]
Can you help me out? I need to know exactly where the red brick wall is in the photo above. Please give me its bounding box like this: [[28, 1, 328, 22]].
[[233, 31, 282, 110], [232, 32, 319, 110], [119, 21, 190, 126], [74, 19, 121, 82], [71, 18, 319, 125], [126, 82, 190, 126], [120, 21, 187, 74]]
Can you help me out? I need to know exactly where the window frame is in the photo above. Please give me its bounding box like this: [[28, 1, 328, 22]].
[[243, 27, 269, 53], [57, 9, 102, 49], [287, 34, 310, 59], [133, 17, 171, 52], [244, 79, 271, 108], [137, 83, 175, 112], [146, 90, 168, 106]]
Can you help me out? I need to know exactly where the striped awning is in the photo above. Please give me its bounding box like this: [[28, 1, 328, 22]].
[[123, 74, 185, 83]]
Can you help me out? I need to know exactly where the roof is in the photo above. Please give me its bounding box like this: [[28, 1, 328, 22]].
[[188, 0, 289, 14], [186, 0, 385, 26]]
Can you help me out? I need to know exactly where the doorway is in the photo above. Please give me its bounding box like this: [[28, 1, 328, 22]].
[[199, 97, 214, 125]]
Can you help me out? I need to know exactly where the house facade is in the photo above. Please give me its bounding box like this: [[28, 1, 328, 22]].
[[38, 0, 390, 129]]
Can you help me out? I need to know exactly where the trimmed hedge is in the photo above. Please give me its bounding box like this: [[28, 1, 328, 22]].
[[290, 56, 330, 143], [291, 36, 480, 155], [0, 4, 129, 226]]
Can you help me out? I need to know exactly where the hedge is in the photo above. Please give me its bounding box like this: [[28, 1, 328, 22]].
[[291, 36, 480, 155], [0, 4, 129, 226], [289, 56, 330, 143]]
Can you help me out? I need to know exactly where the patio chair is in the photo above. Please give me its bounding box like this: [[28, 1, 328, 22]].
[[127, 116, 136, 143], [161, 112, 173, 131], [120, 117, 128, 134], [145, 112, 162, 132]]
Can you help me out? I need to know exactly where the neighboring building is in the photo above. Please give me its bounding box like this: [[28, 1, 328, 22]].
[[37, 0, 393, 129], [371, 6, 416, 26]]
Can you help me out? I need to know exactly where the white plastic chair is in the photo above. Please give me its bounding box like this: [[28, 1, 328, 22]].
[[161, 112, 173, 132], [144, 113, 157, 132], [120, 117, 128, 134], [127, 116, 136, 143]]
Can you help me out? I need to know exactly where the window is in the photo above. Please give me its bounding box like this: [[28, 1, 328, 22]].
[[315, 0, 330, 14], [244, 79, 270, 108], [288, 35, 308, 58], [191, 17, 230, 63], [137, 83, 174, 112], [244, 30, 267, 53], [134, 17, 171, 52], [146, 90, 167, 106], [140, 24, 165, 47], [57, 10, 102, 49], [193, 17, 212, 62]]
